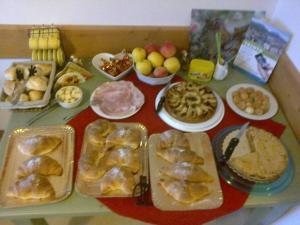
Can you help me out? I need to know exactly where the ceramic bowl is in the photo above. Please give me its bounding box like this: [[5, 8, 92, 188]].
[[134, 65, 175, 85], [92, 52, 133, 80], [55, 86, 83, 109]]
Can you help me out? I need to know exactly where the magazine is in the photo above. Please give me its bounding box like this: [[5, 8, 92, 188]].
[[233, 18, 291, 83]]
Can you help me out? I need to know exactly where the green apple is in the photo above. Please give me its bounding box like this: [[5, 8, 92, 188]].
[[132, 47, 146, 62], [147, 51, 164, 68], [163, 57, 181, 74], [136, 59, 152, 75]]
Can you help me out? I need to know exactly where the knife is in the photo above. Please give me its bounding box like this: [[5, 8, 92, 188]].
[[223, 122, 250, 161], [155, 81, 172, 113]]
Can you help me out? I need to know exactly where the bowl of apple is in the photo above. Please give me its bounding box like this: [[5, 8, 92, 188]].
[[132, 42, 181, 85]]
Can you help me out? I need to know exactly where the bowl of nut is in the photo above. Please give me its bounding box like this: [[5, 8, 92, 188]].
[[55, 86, 83, 109], [92, 51, 133, 80], [226, 83, 278, 120]]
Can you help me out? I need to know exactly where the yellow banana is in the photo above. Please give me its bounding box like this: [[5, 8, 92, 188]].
[[48, 49, 53, 61], [32, 50, 38, 61], [57, 48, 65, 66]]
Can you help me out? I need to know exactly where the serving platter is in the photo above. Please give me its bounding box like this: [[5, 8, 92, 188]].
[[155, 82, 225, 132], [0, 125, 75, 208], [149, 131, 223, 210], [226, 83, 278, 120], [212, 125, 294, 195], [75, 122, 149, 198]]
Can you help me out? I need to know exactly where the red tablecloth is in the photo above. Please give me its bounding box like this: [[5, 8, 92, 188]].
[[68, 73, 285, 225]]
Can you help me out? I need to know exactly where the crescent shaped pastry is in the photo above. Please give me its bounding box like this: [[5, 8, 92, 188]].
[[7, 174, 55, 200], [16, 155, 63, 179], [98, 167, 136, 195], [17, 135, 62, 156], [160, 162, 213, 183], [156, 147, 204, 164], [106, 127, 141, 150], [158, 178, 210, 204], [103, 146, 140, 173]]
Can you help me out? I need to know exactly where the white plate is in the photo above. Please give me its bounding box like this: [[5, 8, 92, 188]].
[[92, 53, 133, 81], [226, 83, 278, 120], [155, 83, 225, 132], [90, 82, 144, 120]]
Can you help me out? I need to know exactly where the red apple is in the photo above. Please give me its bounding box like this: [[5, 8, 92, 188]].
[[153, 67, 169, 77], [160, 41, 176, 58], [144, 43, 159, 54]]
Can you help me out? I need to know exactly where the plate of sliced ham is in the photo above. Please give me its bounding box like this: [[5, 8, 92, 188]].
[[90, 81, 145, 119]]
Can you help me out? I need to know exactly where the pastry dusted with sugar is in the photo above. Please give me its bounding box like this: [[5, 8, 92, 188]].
[[156, 147, 204, 164], [87, 119, 116, 146], [16, 155, 63, 179], [103, 146, 140, 173], [17, 135, 61, 156], [7, 174, 55, 200], [98, 167, 136, 195], [160, 162, 213, 183], [158, 130, 190, 151], [78, 150, 107, 181], [106, 127, 141, 150], [159, 178, 210, 204]]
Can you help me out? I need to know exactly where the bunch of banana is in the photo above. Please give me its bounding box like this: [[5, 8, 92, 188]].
[[29, 27, 65, 66]]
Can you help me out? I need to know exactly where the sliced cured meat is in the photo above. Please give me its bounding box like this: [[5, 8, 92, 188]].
[[91, 81, 144, 116]]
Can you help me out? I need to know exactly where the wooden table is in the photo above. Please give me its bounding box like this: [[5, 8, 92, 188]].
[[0, 60, 299, 224]]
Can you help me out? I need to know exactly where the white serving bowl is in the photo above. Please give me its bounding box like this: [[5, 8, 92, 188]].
[[92, 52, 133, 80], [55, 86, 83, 109], [134, 65, 175, 85]]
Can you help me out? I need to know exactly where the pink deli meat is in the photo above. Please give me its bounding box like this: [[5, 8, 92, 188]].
[[91, 81, 144, 116]]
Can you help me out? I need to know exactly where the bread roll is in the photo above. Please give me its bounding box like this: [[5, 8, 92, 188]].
[[35, 64, 52, 76], [26, 75, 48, 91], [19, 93, 29, 102], [3, 80, 16, 96], [4, 67, 17, 80], [29, 90, 44, 101]]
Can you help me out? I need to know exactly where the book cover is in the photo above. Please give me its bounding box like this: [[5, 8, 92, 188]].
[[233, 18, 291, 83]]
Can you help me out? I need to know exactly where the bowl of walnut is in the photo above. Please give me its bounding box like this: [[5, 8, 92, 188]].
[[226, 83, 278, 120]]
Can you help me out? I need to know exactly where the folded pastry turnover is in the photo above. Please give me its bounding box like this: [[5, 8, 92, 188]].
[[98, 167, 136, 195], [160, 162, 213, 183], [78, 150, 107, 181], [16, 155, 63, 179], [17, 135, 61, 156], [158, 130, 190, 151], [7, 174, 55, 200], [159, 178, 210, 204], [156, 147, 204, 164], [106, 127, 141, 150], [103, 146, 140, 173], [87, 119, 116, 146]]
